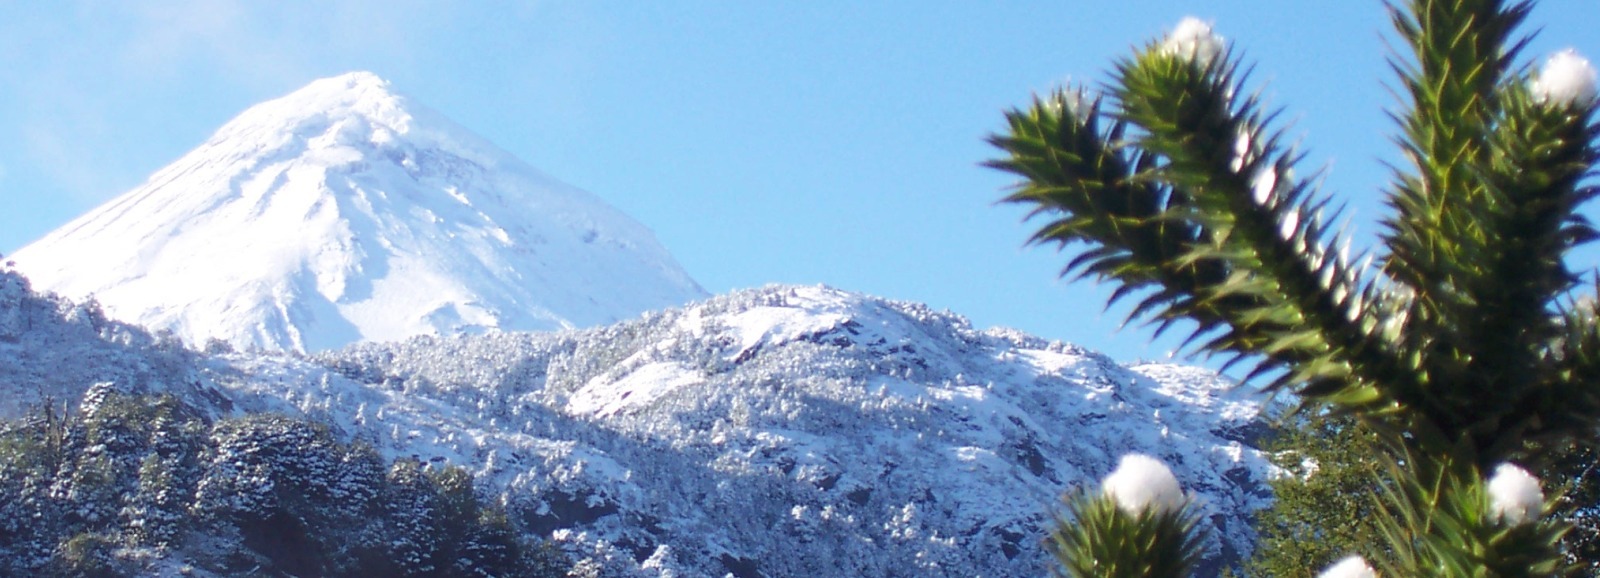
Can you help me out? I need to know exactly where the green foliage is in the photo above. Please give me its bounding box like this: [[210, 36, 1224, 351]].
[[61, 385, 207, 535], [352, 458, 562, 578], [1245, 416, 1387, 578], [1550, 441, 1600, 570], [991, 0, 1598, 464], [193, 412, 390, 576], [1372, 448, 1571, 577], [0, 410, 65, 569], [0, 389, 570, 577], [990, 0, 1598, 575], [1051, 493, 1207, 578], [1249, 419, 1600, 575], [1376, 0, 1600, 462], [123, 453, 188, 548], [49, 531, 127, 578]]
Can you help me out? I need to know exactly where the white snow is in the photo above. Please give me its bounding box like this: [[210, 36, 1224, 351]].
[[1102, 453, 1186, 515], [9, 71, 706, 352], [569, 361, 705, 417], [1487, 462, 1543, 525], [1162, 17, 1225, 66], [2, 276, 1275, 577], [715, 285, 854, 357], [1531, 49, 1597, 106], [1318, 556, 1378, 578]]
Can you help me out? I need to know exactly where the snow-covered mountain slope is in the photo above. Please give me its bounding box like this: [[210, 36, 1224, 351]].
[[8, 71, 705, 352], [231, 285, 1272, 576], [0, 272, 1273, 576]]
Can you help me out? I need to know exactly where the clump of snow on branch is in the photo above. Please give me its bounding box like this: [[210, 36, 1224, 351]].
[[1487, 463, 1543, 525], [1101, 453, 1185, 515], [1531, 49, 1597, 106], [1162, 17, 1224, 67], [1317, 555, 1378, 578]]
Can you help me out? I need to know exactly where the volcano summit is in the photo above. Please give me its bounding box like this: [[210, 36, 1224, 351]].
[[9, 72, 705, 352]]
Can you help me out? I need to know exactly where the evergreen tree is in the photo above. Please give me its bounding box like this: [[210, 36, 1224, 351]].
[[49, 531, 126, 578], [0, 398, 69, 571], [1245, 415, 1388, 577], [1549, 441, 1600, 571], [988, 0, 1598, 575], [0, 390, 571, 577], [1248, 418, 1600, 575]]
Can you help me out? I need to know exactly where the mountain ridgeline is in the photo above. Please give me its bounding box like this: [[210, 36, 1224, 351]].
[[0, 266, 1273, 576]]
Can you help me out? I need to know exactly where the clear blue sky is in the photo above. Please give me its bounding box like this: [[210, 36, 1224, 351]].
[[2, 2, 1596, 369]]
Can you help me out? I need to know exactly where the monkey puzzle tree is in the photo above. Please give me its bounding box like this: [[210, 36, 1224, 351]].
[[986, 1, 1598, 575]]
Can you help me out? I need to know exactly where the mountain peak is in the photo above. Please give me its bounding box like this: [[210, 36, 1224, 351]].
[[10, 74, 706, 352], [209, 71, 469, 169], [321, 69, 390, 89], [296, 70, 395, 99], [232, 71, 405, 127]]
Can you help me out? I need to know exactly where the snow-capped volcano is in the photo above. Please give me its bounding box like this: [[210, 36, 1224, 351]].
[[9, 71, 705, 352]]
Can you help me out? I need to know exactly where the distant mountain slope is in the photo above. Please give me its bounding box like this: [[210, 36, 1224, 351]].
[[0, 272, 1273, 576], [237, 285, 1273, 576], [9, 71, 705, 352]]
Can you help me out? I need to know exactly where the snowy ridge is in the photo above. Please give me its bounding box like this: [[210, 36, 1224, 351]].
[[0, 273, 1274, 576], [9, 72, 705, 352], [0, 269, 216, 418], [233, 285, 1273, 576]]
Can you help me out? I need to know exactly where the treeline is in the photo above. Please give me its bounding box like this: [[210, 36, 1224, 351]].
[[1247, 414, 1600, 576], [0, 384, 568, 577]]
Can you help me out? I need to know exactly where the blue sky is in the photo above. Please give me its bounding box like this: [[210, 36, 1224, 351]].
[[2, 2, 1596, 369]]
